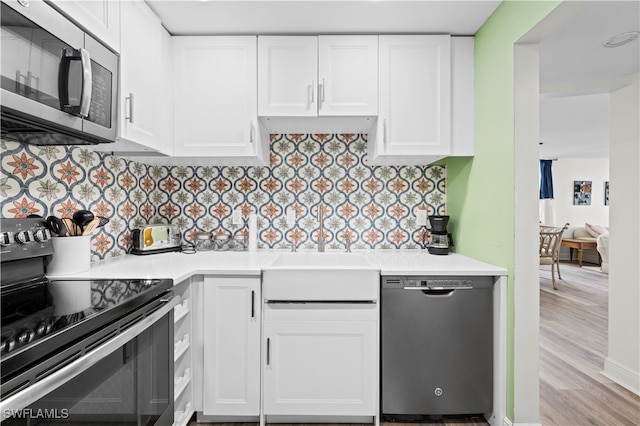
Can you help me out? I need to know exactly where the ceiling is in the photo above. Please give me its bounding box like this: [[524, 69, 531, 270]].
[[146, 0, 501, 36], [145, 1, 639, 160], [538, 1, 640, 159]]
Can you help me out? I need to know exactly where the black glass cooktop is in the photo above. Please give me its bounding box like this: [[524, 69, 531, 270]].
[[0, 277, 172, 382]]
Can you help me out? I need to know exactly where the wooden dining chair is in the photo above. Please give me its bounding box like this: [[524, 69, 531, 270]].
[[539, 223, 570, 290]]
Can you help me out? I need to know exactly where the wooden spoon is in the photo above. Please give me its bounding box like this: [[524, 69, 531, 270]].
[[61, 218, 78, 236], [82, 217, 101, 235]]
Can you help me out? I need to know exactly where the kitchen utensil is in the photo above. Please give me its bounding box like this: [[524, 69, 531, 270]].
[[72, 210, 94, 235], [97, 216, 109, 228], [46, 216, 68, 237], [82, 217, 101, 235], [61, 218, 78, 236]]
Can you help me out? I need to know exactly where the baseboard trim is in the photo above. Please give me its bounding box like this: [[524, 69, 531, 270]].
[[602, 358, 640, 396], [503, 415, 543, 426]]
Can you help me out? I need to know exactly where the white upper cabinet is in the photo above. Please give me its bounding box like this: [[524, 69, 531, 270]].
[[370, 35, 451, 165], [118, 0, 162, 150], [318, 36, 378, 116], [172, 36, 267, 164], [157, 26, 173, 156], [258, 36, 378, 117], [450, 36, 474, 157], [258, 36, 318, 116], [48, 0, 120, 52]]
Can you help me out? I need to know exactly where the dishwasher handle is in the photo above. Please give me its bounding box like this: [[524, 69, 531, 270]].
[[403, 287, 469, 296]]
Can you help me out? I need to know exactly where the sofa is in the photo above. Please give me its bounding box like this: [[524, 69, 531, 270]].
[[563, 224, 609, 272]]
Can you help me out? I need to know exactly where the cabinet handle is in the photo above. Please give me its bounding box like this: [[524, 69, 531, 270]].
[[310, 80, 315, 104], [125, 93, 134, 123], [320, 78, 326, 104], [266, 338, 271, 365], [383, 118, 387, 150], [249, 121, 254, 144], [251, 290, 255, 318]]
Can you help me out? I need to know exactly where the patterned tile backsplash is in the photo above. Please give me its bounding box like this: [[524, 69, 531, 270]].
[[1, 134, 446, 260]]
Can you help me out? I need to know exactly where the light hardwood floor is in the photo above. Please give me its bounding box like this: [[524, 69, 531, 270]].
[[540, 262, 640, 425], [189, 262, 640, 426]]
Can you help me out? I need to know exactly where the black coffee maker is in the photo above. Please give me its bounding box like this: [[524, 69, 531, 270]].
[[427, 215, 454, 255]]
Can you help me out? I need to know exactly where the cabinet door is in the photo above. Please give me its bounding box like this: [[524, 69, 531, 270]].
[[263, 318, 377, 416], [48, 0, 120, 52], [173, 36, 259, 158], [375, 35, 451, 162], [156, 27, 173, 156], [203, 277, 260, 416], [318, 35, 378, 116], [258, 36, 317, 116], [450, 36, 474, 156], [119, 0, 161, 148]]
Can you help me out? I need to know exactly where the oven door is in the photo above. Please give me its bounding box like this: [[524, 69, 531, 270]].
[[0, 296, 178, 425]]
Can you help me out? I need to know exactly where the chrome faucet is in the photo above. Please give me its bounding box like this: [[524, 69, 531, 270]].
[[317, 203, 325, 252], [344, 232, 352, 253]]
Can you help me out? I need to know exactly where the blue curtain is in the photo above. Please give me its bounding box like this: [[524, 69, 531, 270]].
[[540, 160, 554, 199]]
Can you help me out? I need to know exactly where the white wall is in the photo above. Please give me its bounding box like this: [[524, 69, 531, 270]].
[[547, 158, 609, 264], [552, 158, 610, 231], [605, 73, 640, 396]]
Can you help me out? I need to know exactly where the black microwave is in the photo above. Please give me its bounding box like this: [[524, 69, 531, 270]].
[[0, 0, 118, 145]]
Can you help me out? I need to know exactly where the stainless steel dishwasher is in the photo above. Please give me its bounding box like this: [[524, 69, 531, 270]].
[[381, 275, 493, 419]]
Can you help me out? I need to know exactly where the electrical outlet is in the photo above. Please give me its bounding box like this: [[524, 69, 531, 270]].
[[286, 206, 296, 226], [416, 209, 427, 226], [233, 208, 242, 225]]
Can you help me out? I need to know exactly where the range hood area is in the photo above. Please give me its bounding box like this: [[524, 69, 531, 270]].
[[1, 107, 113, 146], [258, 116, 377, 135]]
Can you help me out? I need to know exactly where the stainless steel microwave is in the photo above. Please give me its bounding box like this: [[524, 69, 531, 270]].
[[1, 0, 118, 145]]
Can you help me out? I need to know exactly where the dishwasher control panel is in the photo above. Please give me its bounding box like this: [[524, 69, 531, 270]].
[[382, 276, 486, 290], [405, 278, 472, 289]]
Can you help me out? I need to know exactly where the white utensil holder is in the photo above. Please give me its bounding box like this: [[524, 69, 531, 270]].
[[47, 235, 91, 276]]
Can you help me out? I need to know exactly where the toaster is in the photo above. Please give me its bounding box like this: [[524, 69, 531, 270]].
[[131, 225, 182, 255]]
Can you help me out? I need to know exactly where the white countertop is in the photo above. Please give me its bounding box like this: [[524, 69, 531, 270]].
[[48, 249, 507, 283]]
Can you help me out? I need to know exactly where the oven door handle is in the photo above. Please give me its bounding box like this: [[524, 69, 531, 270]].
[[0, 295, 180, 420]]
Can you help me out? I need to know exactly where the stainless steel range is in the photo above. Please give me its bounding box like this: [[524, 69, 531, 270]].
[[0, 217, 178, 424]]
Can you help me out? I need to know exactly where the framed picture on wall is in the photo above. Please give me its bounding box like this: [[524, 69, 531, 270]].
[[573, 180, 592, 205], [605, 181, 610, 206]]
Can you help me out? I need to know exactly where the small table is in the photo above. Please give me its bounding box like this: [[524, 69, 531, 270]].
[[561, 238, 600, 267]]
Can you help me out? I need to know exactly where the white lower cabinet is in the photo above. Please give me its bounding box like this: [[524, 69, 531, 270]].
[[173, 278, 194, 426], [263, 304, 378, 418], [202, 276, 261, 417]]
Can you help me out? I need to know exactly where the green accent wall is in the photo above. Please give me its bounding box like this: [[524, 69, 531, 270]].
[[447, 0, 560, 420]]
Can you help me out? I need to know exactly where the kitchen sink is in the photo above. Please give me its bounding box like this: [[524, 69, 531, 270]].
[[262, 252, 380, 301]]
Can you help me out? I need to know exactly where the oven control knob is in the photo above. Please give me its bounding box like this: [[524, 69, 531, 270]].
[[0, 232, 13, 245], [1, 339, 15, 354], [16, 329, 35, 345], [33, 228, 49, 242], [15, 230, 34, 245], [35, 322, 52, 336]]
